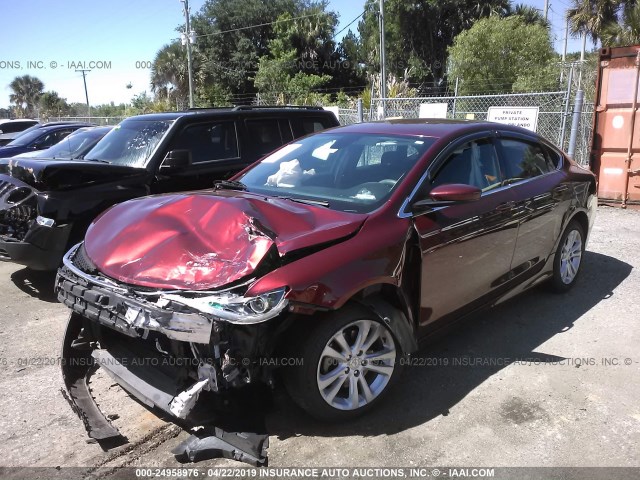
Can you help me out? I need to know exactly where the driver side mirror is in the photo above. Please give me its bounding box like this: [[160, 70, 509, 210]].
[[411, 183, 482, 213], [159, 149, 192, 174]]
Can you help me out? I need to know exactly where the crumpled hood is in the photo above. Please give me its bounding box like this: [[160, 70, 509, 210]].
[[0, 157, 143, 190], [84, 191, 367, 290]]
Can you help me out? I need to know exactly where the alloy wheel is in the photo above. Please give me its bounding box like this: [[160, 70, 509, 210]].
[[559, 229, 583, 284], [316, 319, 396, 411]]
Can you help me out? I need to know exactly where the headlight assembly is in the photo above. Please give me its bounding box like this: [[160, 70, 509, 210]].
[[162, 287, 288, 324]]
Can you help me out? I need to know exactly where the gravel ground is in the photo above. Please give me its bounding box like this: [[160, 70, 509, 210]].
[[0, 205, 638, 476]]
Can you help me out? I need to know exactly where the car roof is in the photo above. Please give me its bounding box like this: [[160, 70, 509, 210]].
[[329, 118, 539, 139], [124, 106, 334, 122], [0, 119, 37, 124], [37, 122, 94, 132]]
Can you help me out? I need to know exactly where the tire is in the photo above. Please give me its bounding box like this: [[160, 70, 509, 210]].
[[283, 303, 402, 422], [549, 220, 585, 293]]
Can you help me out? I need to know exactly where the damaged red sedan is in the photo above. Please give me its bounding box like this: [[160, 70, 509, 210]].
[[56, 120, 596, 438]]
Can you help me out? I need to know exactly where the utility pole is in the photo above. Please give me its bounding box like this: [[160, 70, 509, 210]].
[[181, 0, 195, 108], [562, 17, 569, 62], [544, 0, 549, 22], [379, 0, 387, 118], [76, 69, 91, 117]]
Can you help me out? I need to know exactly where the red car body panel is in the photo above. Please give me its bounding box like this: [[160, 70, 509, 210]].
[[246, 213, 411, 308], [84, 190, 366, 290]]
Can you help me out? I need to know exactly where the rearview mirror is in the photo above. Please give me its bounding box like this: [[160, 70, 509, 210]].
[[412, 183, 481, 213], [159, 149, 191, 173]]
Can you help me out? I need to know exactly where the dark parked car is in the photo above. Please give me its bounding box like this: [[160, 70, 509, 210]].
[[0, 122, 93, 158], [13, 126, 113, 159], [56, 120, 596, 441], [0, 107, 338, 270], [0, 119, 39, 146]]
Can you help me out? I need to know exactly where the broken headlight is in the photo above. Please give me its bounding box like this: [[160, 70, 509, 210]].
[[162, 287, 288, 325]]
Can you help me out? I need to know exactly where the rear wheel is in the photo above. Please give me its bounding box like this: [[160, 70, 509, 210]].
[[283, 304, 401, 421], [550, 220, 585, 292]]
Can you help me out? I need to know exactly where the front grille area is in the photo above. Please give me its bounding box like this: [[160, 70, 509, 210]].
[[0, 177, 37, 240], [0, 180, 13, 197], [73, 244, 99, 274]]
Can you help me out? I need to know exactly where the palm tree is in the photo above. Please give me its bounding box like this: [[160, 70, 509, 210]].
[[601, 2, 640, 45], [510, 3, 550, 28], [150, 42, 189, 109], [9, 75, 44, 118], [567, 0, 621, 43]]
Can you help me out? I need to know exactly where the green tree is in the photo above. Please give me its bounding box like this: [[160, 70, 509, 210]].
[[189, 0, 299, 98], [509, 3, 550, 27], [253, 11, 333, 104], [39, 91, 70, 119], [332, 30, 367, 90], [130, 91, 154, 114], [567, 0, 621, 43], [91, 102, 129, 117], [8, 75, 45, 118], [601, 2, 640, 45], [448, 15, 558, 94], [357, 0, 511, 90], [151, 41, 189, 109]]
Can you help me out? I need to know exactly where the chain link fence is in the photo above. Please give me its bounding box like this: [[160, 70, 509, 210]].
[[337, 61, 597, 165], [336, 91, 593, 166], [48, 116, 126, 126]]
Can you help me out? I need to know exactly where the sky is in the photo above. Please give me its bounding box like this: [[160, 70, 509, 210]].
[[0, 0, 586, 109]]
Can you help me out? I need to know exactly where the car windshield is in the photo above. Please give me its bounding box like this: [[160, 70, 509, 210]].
[[238, 132, 436, 213], [84, 119, 172, 167], [37, 128, 107, 159], [6, 128, 46, 146]]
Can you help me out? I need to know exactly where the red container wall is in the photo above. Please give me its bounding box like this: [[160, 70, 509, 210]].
[[591, 45, 640, 205]]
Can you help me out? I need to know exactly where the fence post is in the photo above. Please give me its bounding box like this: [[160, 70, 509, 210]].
[[452, 77, 459, 119], [559, 64, 574, 148], [357, 98, 364, 123], [567, 89, 584, 160]]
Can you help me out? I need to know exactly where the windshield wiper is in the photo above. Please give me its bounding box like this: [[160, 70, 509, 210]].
[[214, 179, 247, 191], [276, 196, 330, 207]]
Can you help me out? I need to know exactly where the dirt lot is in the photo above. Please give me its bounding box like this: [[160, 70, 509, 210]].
[[0, 206, 639, 476]]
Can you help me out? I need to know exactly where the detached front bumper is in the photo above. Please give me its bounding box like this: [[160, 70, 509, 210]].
[[56, 243, 291, 440]]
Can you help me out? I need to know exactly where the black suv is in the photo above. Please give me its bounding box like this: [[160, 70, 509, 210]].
[[0, 106, 338, 270]]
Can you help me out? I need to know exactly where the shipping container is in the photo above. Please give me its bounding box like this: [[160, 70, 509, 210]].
[[591, 45, 640, 207]]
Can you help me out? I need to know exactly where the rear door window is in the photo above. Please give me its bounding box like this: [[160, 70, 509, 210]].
[[498, 138, 557, 183], [245, 119, 288, 156], [170, 121, 239, 164], [301, 118, 332, 135]]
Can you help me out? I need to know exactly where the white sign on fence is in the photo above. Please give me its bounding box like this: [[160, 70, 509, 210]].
[[419, 102, 448, 119], [324, 106, 340, 122], [487, 106, 539, 131]]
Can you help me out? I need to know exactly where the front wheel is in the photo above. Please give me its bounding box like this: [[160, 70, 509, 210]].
[[550, 220, 585, 293], [283, 304, 401, 421]]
